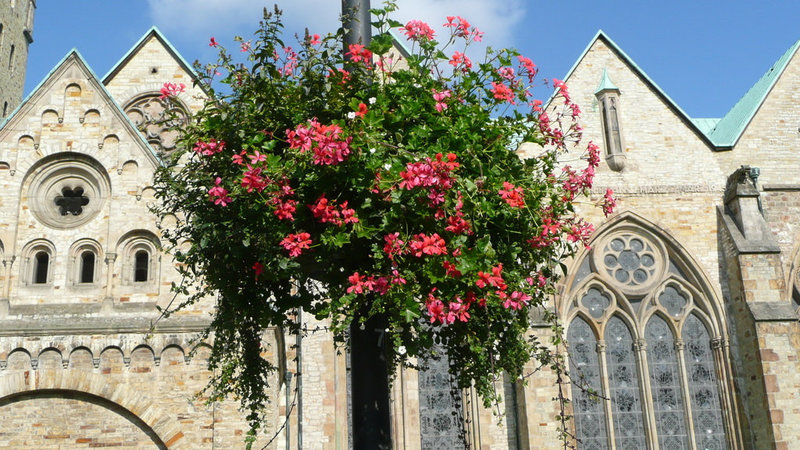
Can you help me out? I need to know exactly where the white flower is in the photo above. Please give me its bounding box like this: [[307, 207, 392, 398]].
[[368, 97, 377, 104], [398, 346, 407, 355], [370, 148, 376, 154], [346, 112, 356, 119], [384, 163, 392, 170]]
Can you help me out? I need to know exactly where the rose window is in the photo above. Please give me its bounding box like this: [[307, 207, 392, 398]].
[[596, 232, 664, 294], [54, 186, 89, 216]]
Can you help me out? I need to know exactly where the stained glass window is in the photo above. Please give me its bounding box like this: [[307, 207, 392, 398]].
[[605, 316, 646, 449], [418, 346, 464, 449], [682, 314, 727, 450], [568, 317, 608, 449], [646, 315, 689, 449], [568, 229, 731, 449]]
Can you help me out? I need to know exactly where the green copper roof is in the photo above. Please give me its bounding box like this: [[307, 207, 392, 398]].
[[691, 118, 721, 135], [706, 39, 800, 148], [594, 69, 619, 94]]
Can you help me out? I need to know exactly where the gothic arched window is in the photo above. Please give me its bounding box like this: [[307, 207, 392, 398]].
[[565, 222, 734, 449]]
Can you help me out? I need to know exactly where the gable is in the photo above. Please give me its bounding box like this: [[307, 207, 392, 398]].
[[0, 50, 160, 176], [103, 29, 205, 115], [559, 33, 724, 187]]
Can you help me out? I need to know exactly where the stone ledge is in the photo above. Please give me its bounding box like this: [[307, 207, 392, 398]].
[[762, 184, 800, 191], [748, 302, 799, 322], [0, 316, 212, 336]]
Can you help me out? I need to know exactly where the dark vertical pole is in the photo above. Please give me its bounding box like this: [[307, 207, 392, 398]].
[[341, 4, 391, 448], [342, 0, 371, 53]]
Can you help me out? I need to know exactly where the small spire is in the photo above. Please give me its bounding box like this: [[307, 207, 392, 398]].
[[595, 69, 620, 94]]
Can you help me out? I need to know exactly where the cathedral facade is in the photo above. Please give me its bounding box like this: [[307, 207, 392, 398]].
[[2, 3, 800, 449]]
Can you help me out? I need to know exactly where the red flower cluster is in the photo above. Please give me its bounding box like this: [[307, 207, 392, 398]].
[[279, 232, 312, 257], [408, 233, 447, 257], [449, 51, 472, 72], [271, 182, 297, 221], [490, 81, 515, 104], [476, 264, 506, 290], [241, 166, 269, 192], [345, 44, 373, 64], [443, 16, 483, 42], [309, 194, 358, 226], [286, 120, 352, 165], [432, 89, 451, 112], [426, 289, 472, 325], [444, 214, 471, 234], [399, 153, 459, 206], [602, 188, 616, 217], [517, 55, 537, 82], [498, 182, 525, 208], [193, 138, 225, 156], [499, 290, 531, 310], [383, 232, 405, 260], [159, 82, 186, 100], [401, 20, 435, 41], [208, 177, 231, 206], [346, 272, 390, 295]]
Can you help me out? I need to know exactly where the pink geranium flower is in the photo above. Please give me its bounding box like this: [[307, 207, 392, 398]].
[[279, 232, 312, 257]]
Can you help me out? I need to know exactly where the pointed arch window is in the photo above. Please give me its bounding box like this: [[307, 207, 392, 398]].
[[566, 225, 733, 449]]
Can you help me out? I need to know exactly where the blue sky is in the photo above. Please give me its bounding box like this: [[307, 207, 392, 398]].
[[23, 1, 800, 119]]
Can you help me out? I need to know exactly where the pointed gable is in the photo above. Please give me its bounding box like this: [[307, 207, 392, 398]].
[[102, 28, 205, 114], [0, 50, 160, 175], [557, 31, 725, 188]]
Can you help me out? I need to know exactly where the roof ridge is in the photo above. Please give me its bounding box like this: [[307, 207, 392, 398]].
[[553, 30, 715, 149]]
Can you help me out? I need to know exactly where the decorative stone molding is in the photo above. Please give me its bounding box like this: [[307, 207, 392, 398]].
[[24, 153, 111, 230]]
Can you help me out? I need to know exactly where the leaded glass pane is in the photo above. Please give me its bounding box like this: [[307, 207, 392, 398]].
[[418, 345, 464, 449], [646, 315, 689, 449], [581, 288, 610, 319], [682, 314, 727, 450], [568, 318, 608, 450], [605, 316, 646, 449], [658, 285, 688, 318]]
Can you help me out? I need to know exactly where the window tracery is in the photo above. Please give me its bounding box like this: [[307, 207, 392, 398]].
[[124, 93, 188, 154], [566, 223, 732, 449]]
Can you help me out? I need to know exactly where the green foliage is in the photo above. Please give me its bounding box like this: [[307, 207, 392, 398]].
[[154, 1, 602, 436]]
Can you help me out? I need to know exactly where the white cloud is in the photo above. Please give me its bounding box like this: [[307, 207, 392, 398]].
[[147, 0, 526, 53]]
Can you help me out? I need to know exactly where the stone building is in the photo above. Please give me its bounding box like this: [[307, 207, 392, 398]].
[[533, 31, 800, 449], [3, 5, 800, 449], [0, 0, 35, 119], [0, 25, 282, 448]]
